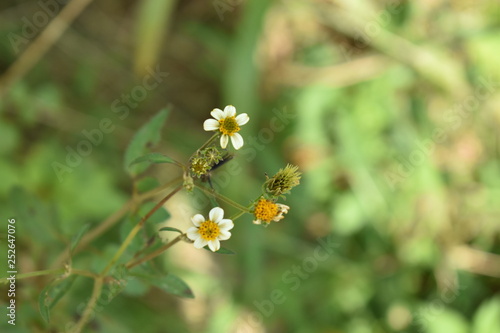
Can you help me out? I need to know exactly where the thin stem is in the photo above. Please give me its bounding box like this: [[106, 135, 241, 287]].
[[195, 133, 219, 155], [100, 185, 183, 276], [125, 234, 184, 270], [194, 183, 252, 213], [0, 268, 64, 283], [0, 0, 96, 96], [0, 268, 100, 285], [229, 210, 248, 221], [72, 269, 100, 279], [71, 277, 103, 333], [52, 176, 183, 268]]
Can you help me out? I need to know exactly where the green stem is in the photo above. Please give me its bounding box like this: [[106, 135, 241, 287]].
[[0, 268, 64, 283], [72, 269, 100, 279], [100, 185, 183, 276], [196, 133, 219, 154], [194, 184, 252, 213], [0, 268, 99, 284], [125, 234, 184, 270], [52, 176, 183, 268], [72, 277, 103, 333], [229, 210, 248, 221]]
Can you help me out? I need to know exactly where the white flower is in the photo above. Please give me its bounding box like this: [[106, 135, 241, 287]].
[[186, 207, 234, 252], [203, 105, 249, 150]]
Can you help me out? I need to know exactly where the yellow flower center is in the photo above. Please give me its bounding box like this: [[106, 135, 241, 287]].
[[253, 199, 278, 223], [190, 158, 210, 176], [198, 220, 220, 241], [219, 116, 240, 136]]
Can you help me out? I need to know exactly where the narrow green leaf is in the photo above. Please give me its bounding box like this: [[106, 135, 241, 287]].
[[203, 246, 236, 255], [158, 227, 183, 234], [124, 108, 170, 176], [38, 275, 77, 323], [70, 224, 91, 253], [135, 273, 194, 298], [134, 0, 175, 75], [129, 153, 177, 168]]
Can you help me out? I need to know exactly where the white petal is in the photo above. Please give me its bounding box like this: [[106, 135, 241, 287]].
[[253, 219, 262, 225], [203, 119, 220, 131], [218, 230, 231, 240], [194, 238, 208, 249], [224, 105, 236, 117], [186, 227, 200, 240], [210, 108, 225, 120], [218, 219, 234, 231], [230, 133, 244, 150], [209, 207, 224, 223], [191, 214, 205, 226], [208, 239, 220, 252], [235, 113, 249, 126], [220, 134, 229, 149]]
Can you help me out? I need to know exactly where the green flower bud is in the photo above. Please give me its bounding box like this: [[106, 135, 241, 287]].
[[264, 164, 301, 197]]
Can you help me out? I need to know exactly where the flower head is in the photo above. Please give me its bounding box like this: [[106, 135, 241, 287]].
[[189, 157, 211, 178], [253, 198, 290, 225], [203, 105, 249, 150], [186, 207, 234, 252], [264, 164, 302, 197], [189, 147, 223, 178]]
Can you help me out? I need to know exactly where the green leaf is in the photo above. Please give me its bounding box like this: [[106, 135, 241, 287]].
[[70, 224, 91, 253], [472, 297, 500, 333], [123, 276, 150, 297], [158, 227, 183, 234], [38, 275, 77, 323], [138, 202, 171, 225], [136, 176, 160, 193], [9, 186, 59, 244], [203, 246, 236, 255], [136, 273, 194, 298], [124, 108, 170, 176], [129, 153, 177, 168]]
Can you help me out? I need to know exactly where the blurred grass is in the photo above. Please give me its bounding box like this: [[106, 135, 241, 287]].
[[1, 0, 500, 332]]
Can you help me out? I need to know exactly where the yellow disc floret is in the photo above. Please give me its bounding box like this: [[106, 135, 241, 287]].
[[219, 116, 240, 136], [198, 220, 220, 241], [253, 199, 279, 223]]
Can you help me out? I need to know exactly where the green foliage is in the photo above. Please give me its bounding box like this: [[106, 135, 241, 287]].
[[135, 176, 160, 193], [124, 108, 170, 177], [70, 224, 91, 254], [133, 273, 195, 299], [158, 226, 183, 234], [203, 246, 236, 255], [129, 152, 178, 168], [472, 297, 500, 333], [1, 1, 499, 332], [38, 276, 78, 323]]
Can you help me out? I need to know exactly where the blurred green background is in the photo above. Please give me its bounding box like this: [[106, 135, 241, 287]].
[[1, 0, 500, 332]]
